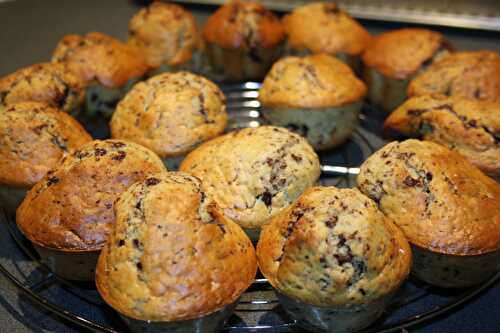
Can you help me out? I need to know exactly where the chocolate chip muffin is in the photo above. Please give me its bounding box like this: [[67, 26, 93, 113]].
[[362, 28, 452, 112], [408, 50, 500, 101], [0, 102, 91, 215], [202, 0, 284, 81], [52, 32, 148, 118], [259, 54, 366, 150], [385, 95, 500, 177], [0, 62, 85, 115], [16, 140, 166, 281], [180, 126, 320, 240], [128, 2, 207, 75], [357, 139, 500, 287], [96, 172, 256, 333], [257, 186, 411, 333], [110, 72, 227, 170], [282, 2, 371, 72]]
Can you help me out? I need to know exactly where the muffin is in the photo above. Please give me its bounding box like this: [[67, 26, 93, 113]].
[[180, 126, 320, 240], [0, 102, 91, 215], [16, 140, 166, 281], [384, 95, 500, 177], [110, 72, 227, 170], [357, 139, 500, 287], [128, 2, 207, 76], [408, 50, 500, 101], [362, 28, 452, 112], [202, 0, 284, 81], [259, 54, 366, 150], [52, 32, 148, 118], [282, 2, 371, 72], [96, 172, 256, 333], [257, 187, 411, 333], [0, 62, 85, 115]]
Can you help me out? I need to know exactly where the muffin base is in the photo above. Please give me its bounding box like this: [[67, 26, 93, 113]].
[[276, 291, 395, 333], [0, 184, 28, 217], [33, 244, 100, 282], [205, 43, 282, 82], [262, 102, 362, 151], [411, 245, 500, 288], [85, 78, 141, 119], [364, 68, 409, 113], [119, 299, 239, 333]]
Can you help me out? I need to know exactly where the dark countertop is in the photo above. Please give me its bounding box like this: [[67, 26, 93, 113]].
[[0, 1, 499, 332]]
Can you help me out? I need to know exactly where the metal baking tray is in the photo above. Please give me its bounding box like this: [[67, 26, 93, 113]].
[[1, 82, 499, 333]]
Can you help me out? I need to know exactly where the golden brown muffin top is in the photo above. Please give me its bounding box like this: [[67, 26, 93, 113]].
[[385, 95, 500, 175], [180, 126, 321, 229], [202, 0, 284, 50], [16, 140, 166, 251], [96, 172, 256, 321], [128, 2, 202, 68], [357, 139, 500, 256], [257, 186, 411, 306], [0, 62, 85, 113], [259, 54, 366, 108], [408, 50, 500, 101], [110, 72, 227, 158], [0, 102, 91, 188], [52, 32, 148, 88], [362, 28, 448, 80], [282, 2, 372, 56]]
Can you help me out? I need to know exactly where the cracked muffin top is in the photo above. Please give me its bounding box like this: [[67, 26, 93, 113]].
[[257, 186, 411, 306], [110, 72, 227, 158], [128, 2, 202, 68], [362, 28, 450, 80], [180, 126, 320, 229], [407, 50, 500, 101], [202, 0, 284, 50], [357, 139, 500, 255], [52, 32, 148, 88], [282, 2, 371, 56], [0, 62, 85, 113], [385, 95, 500, 175], [16, 140, 166, 251], [96, 172, 256, 321], [0, 102, 91, 188], [259, 54, 366, 108]]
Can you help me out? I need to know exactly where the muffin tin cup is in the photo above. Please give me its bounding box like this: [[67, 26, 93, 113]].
[[205, 43, 282, 82], [364, 68, 409, 113], [243, 227, 261, 243], [85, 77, 141, 119], [33, 244, 100, 282], [161, 154, 186, 171], [411, 244, 500, 288], [261, 101, 362, 151], [0, 184, 27, 218], [276, 290, 395, 333], [119, 299, 239, 333], [146, 49, 211, 78]]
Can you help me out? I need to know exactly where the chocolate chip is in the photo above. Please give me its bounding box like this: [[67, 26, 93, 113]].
[[105, 202, 112, 209], [325, 216, 337, 228], [117, 239, 125, 247], [112, 151, 126, 161], [425, 172, 433, 181], [145, 177, 160, 186], [136, 262, 143, 270], [258, 191, 273, 207], [94, 148, 107, 156], [403, 176, 421, 187], [46, 176, 59, 186], [291, 154, 302, 162], [111, 142, 126, 148]]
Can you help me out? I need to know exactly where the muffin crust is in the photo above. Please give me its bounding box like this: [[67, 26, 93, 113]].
[[357, 139, 500, 256], [203, 1, 284, 50], [0, 102, 91, 187], [257, 186, 411, 306], [128, 2, 202, 68], [408, 50, 500, 101], [385, 95, 500, 175], [362, 28, 448, 80], [16, 140, 166, 251], [259, 54, 366, 108], [96, 172, 256, 321], [180, 126, 320, 229], [282, 2, 371, 56], [0, 63, 85, 113], [111, 72, 227, 158], [52, 32, 148, 88]]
